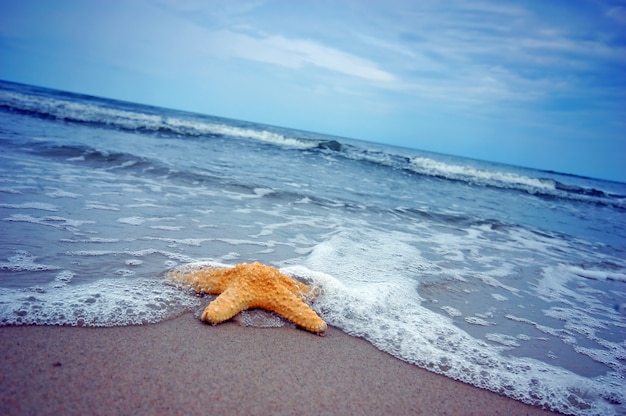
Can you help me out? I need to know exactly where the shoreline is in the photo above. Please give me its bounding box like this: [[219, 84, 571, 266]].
[[1, 314, 558, 415]]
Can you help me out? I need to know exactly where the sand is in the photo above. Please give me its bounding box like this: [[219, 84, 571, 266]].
[[0, 314, 558, 416]]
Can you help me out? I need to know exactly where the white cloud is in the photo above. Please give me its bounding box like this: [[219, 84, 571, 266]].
[[357, 33, 417, 59], [607, 6, 626, 23], [208, 30, 395, 83]]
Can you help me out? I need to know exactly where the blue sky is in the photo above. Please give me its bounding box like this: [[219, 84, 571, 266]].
[[1, 0, 625, 181]]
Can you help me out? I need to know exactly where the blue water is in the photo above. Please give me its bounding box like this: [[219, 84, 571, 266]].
[[1, 80, 625, 415]]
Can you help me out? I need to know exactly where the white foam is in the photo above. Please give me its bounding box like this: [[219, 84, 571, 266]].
[[485, 333, 521, 347], [45, 189, 81, 198], [0, 89, 314, 149], [0, 90, 163, 130], [3, 213, 95, 228], [202, 123, 314, 148], [60, 237, 120, 243], [465, 316, 495, 326], [253, 188, 275, 197], [534, 264, 619, 308], [149, 225, 185, 231], [64, 248, 198, 264], [0, 187, 23, 194], [54, 270, 75, 283], [0, 202, 59, 211], [220, 252, 241, 261], [283, 265, 624, 416], [409, 157, 554, 191], [441, 306, 463, 317], [117, 216, 146, 225], [114, 269, 136, 276], [568, 265, 626, 282], [233, 310, 286, 328], [213, 238, 275, 249], [302, 227, 429, 285], [0, 277, 200, 327], [85, 201, 120, 211], [275, 225, 626, 415], [0, 251, 60, 272], [126, 203, 163, 208], [143, 236, 210, 247]]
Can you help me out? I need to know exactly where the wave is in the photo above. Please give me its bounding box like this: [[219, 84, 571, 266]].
[[406, 157, 625, 205], [9, 138, 358, 213], [8, 134, 530, 233], [409, 157, 553, 191], [334, 148, 625, 208], [1, 83, 623, 208], [0, 88, 320, 149]]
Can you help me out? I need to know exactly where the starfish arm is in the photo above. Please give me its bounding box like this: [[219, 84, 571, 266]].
[[253, 291, 327, 334], [202, 287, 250, 324], [283, 278, 315, 301], [168, 268, 232, 295]]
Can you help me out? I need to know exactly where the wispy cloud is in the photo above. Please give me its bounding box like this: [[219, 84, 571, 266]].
[[208, 30, 395, 83], [349, 0, 625, 106], [606, 5, 626, 23]]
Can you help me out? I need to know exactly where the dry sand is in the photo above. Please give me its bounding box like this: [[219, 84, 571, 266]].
[[1, 314, 558, 415]]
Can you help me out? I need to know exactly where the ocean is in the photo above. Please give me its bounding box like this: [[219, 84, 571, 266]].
[[0, 80, 624, 415]]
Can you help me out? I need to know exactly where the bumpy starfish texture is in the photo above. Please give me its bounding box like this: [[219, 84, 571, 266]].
[[168, 262, 327, 334]]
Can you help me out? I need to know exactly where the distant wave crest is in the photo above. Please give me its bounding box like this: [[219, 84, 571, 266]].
[[0, 90, 317, 149], [406, 157, 624, 206], [336, 149, 624, 208], [1, 87, 622, 208]]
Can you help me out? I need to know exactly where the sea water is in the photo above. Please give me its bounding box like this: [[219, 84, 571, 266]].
[[1, 80, 624, 415]]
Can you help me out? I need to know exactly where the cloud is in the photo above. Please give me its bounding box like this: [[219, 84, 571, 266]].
[[153, 0, 610, 106], [208, 29, 395, 83], [607, 6, 626, 23], [360, 1, 624, 106], [154, 0, 396, 83]]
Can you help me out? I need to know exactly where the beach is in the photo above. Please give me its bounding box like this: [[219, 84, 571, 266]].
[[3, 80, 622, 414], [1, 314, 557, 416]]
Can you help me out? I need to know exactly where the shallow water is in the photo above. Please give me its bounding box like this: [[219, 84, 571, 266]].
[[1, 80, 625, 415]]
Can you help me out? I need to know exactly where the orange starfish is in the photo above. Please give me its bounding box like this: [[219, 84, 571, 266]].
[[168, 262, 327, 334]]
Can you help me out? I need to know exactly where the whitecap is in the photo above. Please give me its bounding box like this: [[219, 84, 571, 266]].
[[0, 202, 58, 211], [117, 216, 146, 225], [45, 189, 81, 198], [441, 306, 462, 317], [485, 333, 521, 347], [465, 316, 495, 326]]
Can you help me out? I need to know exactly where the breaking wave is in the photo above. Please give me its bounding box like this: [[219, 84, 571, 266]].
[[0, 88, 317, 149], [1, 83, 623, 208]]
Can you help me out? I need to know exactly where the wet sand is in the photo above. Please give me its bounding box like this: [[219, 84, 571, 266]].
[[0, 314, 558, 415]]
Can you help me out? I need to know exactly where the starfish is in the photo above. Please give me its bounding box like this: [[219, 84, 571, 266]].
[[168, 262, 327, 334]]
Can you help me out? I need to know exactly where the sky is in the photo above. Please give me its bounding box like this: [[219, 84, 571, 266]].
[[1, 0, 625, 182]]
